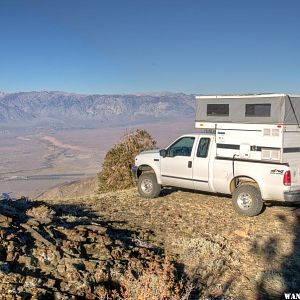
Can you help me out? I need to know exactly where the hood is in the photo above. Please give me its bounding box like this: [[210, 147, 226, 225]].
[[140, 149, 160, 155]]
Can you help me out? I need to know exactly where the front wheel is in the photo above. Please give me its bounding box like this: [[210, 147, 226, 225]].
[[232, 184, 264, 216], [137, 173, 161, 198]]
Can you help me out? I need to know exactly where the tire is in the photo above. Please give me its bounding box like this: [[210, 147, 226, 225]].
[[137, 172, 161, 198], [232, 184, 264, 216]]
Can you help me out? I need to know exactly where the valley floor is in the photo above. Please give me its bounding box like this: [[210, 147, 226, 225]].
[[0, 119, 194, 198]]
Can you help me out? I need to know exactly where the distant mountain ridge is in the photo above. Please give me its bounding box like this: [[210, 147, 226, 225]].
[[0, 91, 195, 126]]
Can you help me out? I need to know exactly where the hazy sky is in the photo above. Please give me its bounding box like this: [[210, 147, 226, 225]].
[[0, 0, 299, 94]]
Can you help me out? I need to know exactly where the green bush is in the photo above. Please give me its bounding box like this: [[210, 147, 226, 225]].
[[98, 129, 157, 192]]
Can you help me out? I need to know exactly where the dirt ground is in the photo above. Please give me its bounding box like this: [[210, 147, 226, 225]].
[[44, 188, 300, 299]]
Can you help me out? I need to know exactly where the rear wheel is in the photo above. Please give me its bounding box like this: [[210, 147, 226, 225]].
[[137, 172, 161, 198], [232, 184, 263, 216]]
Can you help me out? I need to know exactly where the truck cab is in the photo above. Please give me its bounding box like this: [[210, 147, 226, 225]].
[[157, 133, 214, 192], [133, 133, 214, 192]]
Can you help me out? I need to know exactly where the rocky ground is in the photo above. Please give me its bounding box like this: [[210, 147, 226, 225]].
[[1, 188, 300, 299]]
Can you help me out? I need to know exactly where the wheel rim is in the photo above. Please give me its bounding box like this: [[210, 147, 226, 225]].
[[141, 178, 153, 194], [237, 192, 253, 210]]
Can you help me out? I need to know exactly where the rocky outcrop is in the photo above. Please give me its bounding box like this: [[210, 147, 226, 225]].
[[0, 197, 169, 299]]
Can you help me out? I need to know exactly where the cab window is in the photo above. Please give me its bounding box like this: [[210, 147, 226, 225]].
[[167, 137, 195, 157], [197, 138, 210, 158]]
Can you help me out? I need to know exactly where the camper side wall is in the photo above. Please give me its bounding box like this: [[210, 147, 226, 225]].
[[196, 122, 284, 162]]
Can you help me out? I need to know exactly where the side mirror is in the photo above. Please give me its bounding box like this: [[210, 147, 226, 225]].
[[159, 149, 167, 158]]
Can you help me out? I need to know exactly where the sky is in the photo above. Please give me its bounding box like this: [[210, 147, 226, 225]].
[[0, 0, 300, 95]]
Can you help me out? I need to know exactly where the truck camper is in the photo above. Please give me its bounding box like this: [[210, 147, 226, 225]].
[[132, 94, 300, 216]]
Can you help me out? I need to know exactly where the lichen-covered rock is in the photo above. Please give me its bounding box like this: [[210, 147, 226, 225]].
[[26, 205, 55, 224], [0, 213, 12, 225], [83, 242, 112, 260], [0, 198, 168, 299]]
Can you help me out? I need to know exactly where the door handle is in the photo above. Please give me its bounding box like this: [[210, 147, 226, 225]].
[[188, 161, 192, 168]]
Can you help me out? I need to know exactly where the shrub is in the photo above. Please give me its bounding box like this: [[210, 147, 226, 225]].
[[98, 129, 157, 192], [120, 257, 193, 300], [95, 257, 193, 300]]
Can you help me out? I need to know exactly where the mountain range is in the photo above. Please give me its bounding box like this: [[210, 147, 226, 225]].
[[0, 91, 195, 127]]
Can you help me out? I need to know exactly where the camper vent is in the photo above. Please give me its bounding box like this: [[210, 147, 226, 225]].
[[263, 128, 280, 137], [261, 149, 271, 159], [271, 150, 281, 160], [261, 148, 281, 161], [272, 129, 280, 136], [263, 128, 271, 136]]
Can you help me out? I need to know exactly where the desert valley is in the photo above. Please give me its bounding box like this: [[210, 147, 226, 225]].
[[0, 91, 194, 198]]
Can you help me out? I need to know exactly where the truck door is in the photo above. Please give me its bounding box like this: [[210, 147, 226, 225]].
[[160, 136, 195, 189], [192, 137, 211, 192]]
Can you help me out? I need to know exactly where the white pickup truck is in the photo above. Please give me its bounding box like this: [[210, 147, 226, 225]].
[[132, 132, 300, 216]]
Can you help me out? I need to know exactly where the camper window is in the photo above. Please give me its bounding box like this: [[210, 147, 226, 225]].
[[207, 104, 229, 116], [245, 103, 271, 117]]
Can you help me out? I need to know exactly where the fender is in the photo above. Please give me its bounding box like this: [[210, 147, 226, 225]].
[[229, 175, 261, 193], [229, 165, 286, 200], [137, 163, 162, 184]]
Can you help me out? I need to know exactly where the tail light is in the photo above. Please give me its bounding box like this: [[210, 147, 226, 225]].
[[283, 170, 291, 186]]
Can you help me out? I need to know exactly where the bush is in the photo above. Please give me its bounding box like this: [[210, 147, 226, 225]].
[[98, 129, 157, 192], [120, 257, 193, 300]]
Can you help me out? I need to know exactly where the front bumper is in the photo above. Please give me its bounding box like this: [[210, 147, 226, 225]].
[[284, 190, 300, 203], [131, 166, 138, 179]]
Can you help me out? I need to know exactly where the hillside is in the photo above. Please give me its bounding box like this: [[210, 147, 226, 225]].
[[36, 176, 99, 200], [0, 91, 194, 126], [1, 188, 299, 299]]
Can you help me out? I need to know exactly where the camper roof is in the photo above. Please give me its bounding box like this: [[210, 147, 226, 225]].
[[195, 93, 300, 99], [195, 93, 300, 125]]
